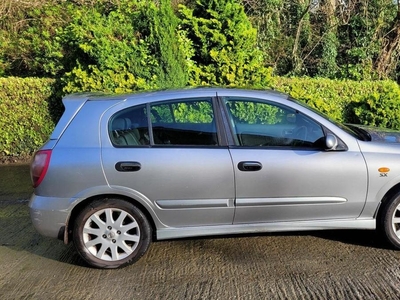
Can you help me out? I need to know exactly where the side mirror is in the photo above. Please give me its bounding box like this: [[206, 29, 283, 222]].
[[325, 134, 338, 150]]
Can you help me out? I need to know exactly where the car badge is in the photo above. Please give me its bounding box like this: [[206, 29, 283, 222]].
[[378, 167, 390, 177]]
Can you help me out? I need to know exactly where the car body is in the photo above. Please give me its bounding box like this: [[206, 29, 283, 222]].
[[29, 88, 400, 268]]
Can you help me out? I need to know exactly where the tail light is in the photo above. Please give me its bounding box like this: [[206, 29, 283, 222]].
[[31, 150, 52, 188]]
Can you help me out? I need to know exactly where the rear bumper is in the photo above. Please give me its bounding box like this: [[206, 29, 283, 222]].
[[29, 194, 70, 240]]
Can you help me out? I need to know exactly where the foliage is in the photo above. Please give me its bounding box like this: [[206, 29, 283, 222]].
[[148, 0, 188, 89], [1, 0, 400, 82], [273, 76, 400, 127], [241, 0, 400, 80], [352, 81, 400, 130], [179, 0, 273, 87], [241, 0, 283, 64], [316, 31, 339, 78], [62, 0, 187, 93], [0, 77, 59, 156], [0, 2, 72, 77]]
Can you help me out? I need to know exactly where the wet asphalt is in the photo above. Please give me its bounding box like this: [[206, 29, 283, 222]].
[[0, 164, 400, 299]]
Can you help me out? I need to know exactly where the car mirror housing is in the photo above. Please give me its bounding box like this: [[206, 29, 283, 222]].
[[325, 134, 338, 150]]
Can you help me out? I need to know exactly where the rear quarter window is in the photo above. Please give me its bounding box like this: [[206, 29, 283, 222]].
[[109, 104, 150, 146]]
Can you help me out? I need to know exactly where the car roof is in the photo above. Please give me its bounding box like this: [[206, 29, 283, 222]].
[[64, 87, 289, 103]]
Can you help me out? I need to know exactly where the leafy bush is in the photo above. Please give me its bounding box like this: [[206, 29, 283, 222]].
[[178, 0, 273, 88], [147, 0, 188, 89], [273, 77, 400, 128], [61, 5, 157, 93], [0, 77, 60, 156], [62, 0, 187, 93], [352, 81, 400, 130], [1, 2, 73, 77]]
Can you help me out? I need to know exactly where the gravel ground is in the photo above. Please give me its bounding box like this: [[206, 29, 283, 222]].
[[1, 164, 400, 299]]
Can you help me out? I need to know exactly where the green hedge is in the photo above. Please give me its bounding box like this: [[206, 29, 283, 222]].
[[0, 77, 61, 156], [274, 77, 400, 129], [2, 76, 400, 158]]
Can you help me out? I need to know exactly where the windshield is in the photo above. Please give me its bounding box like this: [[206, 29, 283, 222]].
[[288, 97, 370, 141]]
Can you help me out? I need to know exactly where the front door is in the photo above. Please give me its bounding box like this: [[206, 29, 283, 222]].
[[222, 97, 368, 224]]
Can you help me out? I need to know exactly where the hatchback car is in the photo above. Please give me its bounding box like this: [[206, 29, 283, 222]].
[[30, 88, 400, 268]]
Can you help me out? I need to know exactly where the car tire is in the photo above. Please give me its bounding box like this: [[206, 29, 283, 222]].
[[380, 193, 400, 249], [73, 198, 152, 269]]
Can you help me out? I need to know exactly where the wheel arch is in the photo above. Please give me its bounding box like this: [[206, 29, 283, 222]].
[[376, 182, 400, 223], [64, 194, 158, 244]]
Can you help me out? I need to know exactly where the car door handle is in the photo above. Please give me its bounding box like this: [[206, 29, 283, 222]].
[[115, 161, 141, 172], [238, 161, 262, 172]]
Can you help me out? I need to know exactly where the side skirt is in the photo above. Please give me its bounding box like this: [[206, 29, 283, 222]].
[[156, 218, 376, 240]]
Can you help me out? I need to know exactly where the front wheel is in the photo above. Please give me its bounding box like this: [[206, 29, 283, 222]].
[[73, 198, 152, 268], [380, 193, 400, 249]]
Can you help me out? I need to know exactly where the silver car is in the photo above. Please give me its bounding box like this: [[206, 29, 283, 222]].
[[29, 88, 400, 268]]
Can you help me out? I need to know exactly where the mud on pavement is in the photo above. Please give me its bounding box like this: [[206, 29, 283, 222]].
[[1, 164, 400, 299]]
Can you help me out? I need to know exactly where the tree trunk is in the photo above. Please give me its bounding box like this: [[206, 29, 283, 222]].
[[292, 0, 312, 74], [374, 10, 400, 79]]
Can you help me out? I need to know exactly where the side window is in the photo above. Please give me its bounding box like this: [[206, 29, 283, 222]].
[[109, 105, 150, 146], [225, 98, 325, 148], [151, 98, 218, 145]]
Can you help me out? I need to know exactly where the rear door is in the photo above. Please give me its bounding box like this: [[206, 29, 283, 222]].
[[221, 97, 368, 224], [101, 97, 235, 227]]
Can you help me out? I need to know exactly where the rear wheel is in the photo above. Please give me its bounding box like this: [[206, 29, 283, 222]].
[[380, 193, 400, 249], [73, 198, 151, 268]]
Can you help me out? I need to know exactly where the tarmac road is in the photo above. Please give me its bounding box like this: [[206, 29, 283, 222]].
[[1, 164, 400, 299]]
